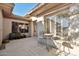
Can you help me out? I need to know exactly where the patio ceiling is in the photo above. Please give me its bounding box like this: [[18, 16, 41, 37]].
[[26, 3, 72, 17]]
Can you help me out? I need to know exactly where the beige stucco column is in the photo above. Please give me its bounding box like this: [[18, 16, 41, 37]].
[[49, 19, 51, 33], [30, 21, 34, 37], [0, 9, 3, 47], [30, 17, 37, 37]]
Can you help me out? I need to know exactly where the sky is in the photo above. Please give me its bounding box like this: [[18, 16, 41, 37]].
[[12, 3, 37, 16]]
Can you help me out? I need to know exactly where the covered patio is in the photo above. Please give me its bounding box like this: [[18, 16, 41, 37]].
[[1, 3, 79, 56]]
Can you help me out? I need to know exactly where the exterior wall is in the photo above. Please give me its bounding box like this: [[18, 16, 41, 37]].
[[3, 18, 30, 39], [0, 9, 3, 46]]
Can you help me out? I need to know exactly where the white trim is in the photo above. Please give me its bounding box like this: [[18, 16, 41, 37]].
[[27, 3, 45, 14]]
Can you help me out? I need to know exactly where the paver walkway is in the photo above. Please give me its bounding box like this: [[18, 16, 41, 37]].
[[0, 37, 79, 56], [0, 37, 49, 56]]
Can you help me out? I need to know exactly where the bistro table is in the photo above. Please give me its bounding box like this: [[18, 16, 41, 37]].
[[44, 33, 53, 37], [44, 33, 53, 43]]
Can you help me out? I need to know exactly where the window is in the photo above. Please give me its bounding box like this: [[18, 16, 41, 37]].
[[12, 22, 29, 33]]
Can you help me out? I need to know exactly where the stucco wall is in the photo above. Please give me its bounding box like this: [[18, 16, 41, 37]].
[[3, 18, 30, 39], [0, 9, 3, 46]]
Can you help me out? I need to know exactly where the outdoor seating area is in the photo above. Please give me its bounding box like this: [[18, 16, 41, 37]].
[[1, 3, 79, 56]]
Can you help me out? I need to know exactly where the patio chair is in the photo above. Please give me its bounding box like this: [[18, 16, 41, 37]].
[[62, 41, 73, 55], [49, 35, 74, 56]]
